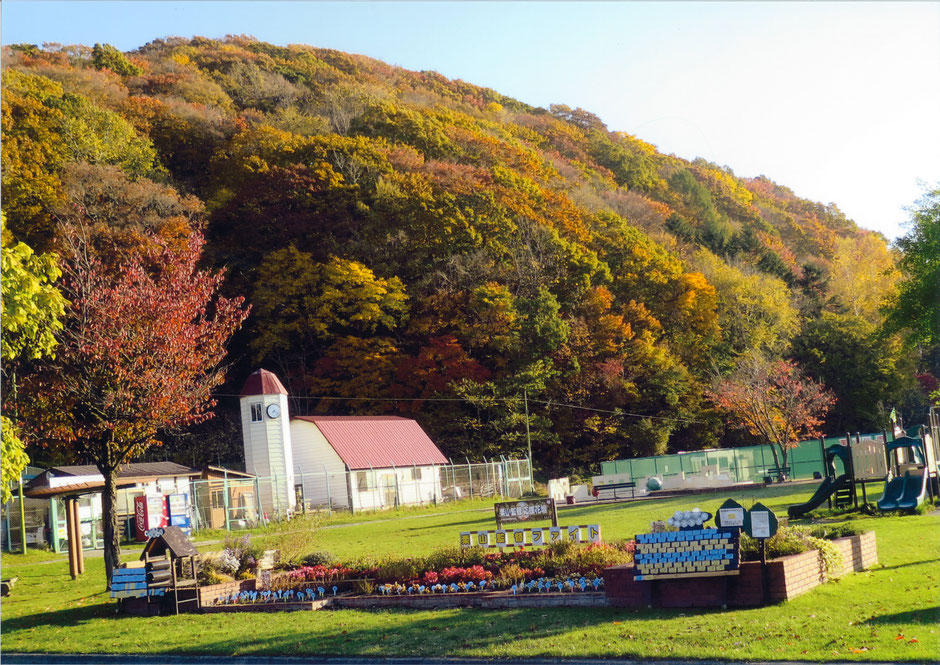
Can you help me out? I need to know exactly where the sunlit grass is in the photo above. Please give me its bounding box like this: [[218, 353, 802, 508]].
[[1, 483, 937, 662]]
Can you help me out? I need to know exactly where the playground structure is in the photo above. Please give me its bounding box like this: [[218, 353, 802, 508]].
[[787, 433, 888, 518], [877, 420, 939, 511], [788, 413, 940, 518]]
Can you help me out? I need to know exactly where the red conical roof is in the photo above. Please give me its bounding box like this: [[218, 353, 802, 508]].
[[240, 369, 288, 396]]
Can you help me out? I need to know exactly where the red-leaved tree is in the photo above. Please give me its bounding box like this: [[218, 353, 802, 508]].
[[23, 227, 248, 585], [709, 354, 835, 480]]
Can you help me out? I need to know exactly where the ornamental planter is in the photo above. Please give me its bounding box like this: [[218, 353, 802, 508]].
[[606, 531, 877, 608]]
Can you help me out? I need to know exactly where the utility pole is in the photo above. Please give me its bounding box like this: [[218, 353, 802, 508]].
[[524, 388, 533, 494]]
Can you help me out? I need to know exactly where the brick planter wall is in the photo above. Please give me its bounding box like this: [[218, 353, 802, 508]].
[[606, 531, 877, 608], [832, 531, 878, 575], [198, 578, 257, 606]]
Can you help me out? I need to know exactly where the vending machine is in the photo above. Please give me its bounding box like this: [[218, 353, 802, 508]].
[[166, 493, 192, 535], [134, 494, 168, 541]]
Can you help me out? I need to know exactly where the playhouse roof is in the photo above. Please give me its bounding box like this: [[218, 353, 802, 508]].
[[240, 368, 288, 397], [140, 525, 199, 559], [292, 416, 449, 470]]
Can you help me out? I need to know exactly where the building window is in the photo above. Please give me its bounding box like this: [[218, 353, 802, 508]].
[[210, 490, 225, 509], [250, 403, 263, 422], [356, 471, 370, 492], [409, 467, 423, 481]]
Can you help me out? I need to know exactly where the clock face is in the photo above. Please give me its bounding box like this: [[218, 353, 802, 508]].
[[266, 403, 281, 419]]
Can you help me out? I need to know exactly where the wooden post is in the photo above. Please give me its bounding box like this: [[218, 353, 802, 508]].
[[18, 474, 27, 554], [759, 538, 768, 605], [65, 497, 78, 579], [73, 498, 85, 575]]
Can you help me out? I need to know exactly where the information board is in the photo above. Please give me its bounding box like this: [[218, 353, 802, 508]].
[[494, 499, 558, 528], [459, 524, 600, 548]]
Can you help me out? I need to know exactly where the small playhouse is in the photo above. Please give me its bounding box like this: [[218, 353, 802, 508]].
[[239, 369, 449, 514]]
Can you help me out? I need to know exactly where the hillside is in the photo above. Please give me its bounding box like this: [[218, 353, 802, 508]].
[[1, 37, 916, 474]]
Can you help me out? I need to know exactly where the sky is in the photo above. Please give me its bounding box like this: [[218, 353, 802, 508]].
[[3, 1, 938, 241]]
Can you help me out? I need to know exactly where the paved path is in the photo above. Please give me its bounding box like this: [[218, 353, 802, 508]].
[[0, 655, 907, 665]]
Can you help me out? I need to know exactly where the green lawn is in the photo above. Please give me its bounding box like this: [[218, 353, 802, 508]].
[[2, 484, 937, 662]]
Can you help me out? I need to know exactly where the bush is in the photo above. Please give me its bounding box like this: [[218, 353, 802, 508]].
[[741, 526, 844, 577], [301, 550, 335, 567], [808, 523, 864, 540], [266, 513, 322, 566], [373, 557, 426, 584], [221, 533, 264, 575]]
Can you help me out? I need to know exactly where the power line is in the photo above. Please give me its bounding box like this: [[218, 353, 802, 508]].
[[213, 393, 703, 425]]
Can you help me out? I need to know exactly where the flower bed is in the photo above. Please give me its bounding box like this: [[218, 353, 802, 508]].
[[200, 540, 632, 610]]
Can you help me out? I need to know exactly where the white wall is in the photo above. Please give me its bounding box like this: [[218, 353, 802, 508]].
[[241, 393, 295, 516], [349, 464, 442, 512], [290, 420, 350, 508]]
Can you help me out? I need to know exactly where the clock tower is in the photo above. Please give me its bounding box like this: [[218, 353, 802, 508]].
[[239, 368, 296, 516]]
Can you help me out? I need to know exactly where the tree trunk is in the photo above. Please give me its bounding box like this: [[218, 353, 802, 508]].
[[101, 469, 121, 589], [766, 441, 782, 481], [779, 447, 790, 482]]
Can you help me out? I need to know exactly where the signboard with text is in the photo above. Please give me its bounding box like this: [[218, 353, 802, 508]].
[[460, 524, 600, 548], [494, 499, 558, 528]]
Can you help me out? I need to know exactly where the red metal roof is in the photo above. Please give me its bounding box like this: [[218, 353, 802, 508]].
[[240, 369, 288, 396], [293, 416, 449, 470]]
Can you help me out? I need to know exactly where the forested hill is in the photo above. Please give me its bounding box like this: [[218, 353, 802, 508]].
[[2, 37, 915, 474]]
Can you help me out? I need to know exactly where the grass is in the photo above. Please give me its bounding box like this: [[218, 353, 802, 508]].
[[1, 483, 937, 662]]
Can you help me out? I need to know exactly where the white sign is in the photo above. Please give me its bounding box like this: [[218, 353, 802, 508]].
[[750, 511, 771, 538], [718, 507, 744, 527]]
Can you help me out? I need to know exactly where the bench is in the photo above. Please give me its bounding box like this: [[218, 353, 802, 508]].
[[764, 467, 790, 483], [591, 482, 636, 499]]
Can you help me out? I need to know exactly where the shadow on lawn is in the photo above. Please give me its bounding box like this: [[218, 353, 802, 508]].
[[865, 606, 940, 625], [872, 557, 939, 572], [1, 600, 112, 630], [162, 605, 722, 658]]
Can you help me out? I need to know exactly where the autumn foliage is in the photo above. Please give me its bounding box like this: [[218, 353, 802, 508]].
[[709, 355, 836, 477], [22, 228, 248, 581], [1, 37, 927, 483]]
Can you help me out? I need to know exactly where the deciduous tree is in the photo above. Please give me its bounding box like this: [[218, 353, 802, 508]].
[[21, 228, 248, 585], [709, 354, 834, 479], [0, 215, 67, 501]]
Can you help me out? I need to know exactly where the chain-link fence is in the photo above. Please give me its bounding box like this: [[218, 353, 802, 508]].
[[189, 458, 532, 531]]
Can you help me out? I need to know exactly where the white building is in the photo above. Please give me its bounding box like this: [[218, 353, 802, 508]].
[[290, 415, 448, 511], [239, 369, 295, 516], [239, 369, 449, 514]]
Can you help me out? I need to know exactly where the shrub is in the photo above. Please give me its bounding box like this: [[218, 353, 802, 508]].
[[808, 523, 864, 540], [741, 526, 844, 577], [266, 513, 322, 566], [200, 569, 235, 585], [373, 557, 426, 584], [301, 550, 335, 567], [221, 533, 264, 576], [494, 563, 528, 588]]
